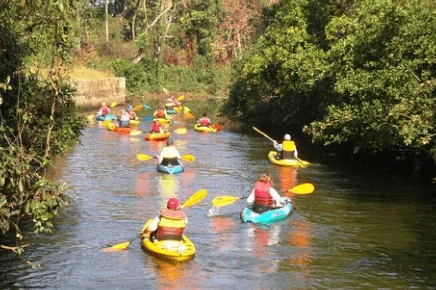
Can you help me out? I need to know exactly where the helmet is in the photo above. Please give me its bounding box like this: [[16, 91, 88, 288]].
[[167, 198, 179, 210], [102, 102, 106, 106], [121, 109, 126, 114], [166, 138, 174, 146], [284, 134, 291, 140]]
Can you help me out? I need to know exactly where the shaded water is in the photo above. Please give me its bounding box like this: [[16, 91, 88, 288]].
[[1, 112, 435, 289]]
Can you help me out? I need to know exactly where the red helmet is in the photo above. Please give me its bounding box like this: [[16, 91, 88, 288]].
[[167, 198, 179, 210]]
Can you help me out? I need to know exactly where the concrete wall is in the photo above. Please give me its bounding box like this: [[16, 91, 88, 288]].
[[72, 78, 126, 109]]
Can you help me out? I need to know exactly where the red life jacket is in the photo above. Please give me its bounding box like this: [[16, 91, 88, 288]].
[[155, 209, 186, 241], [156, 109, 165, 118], [199, 117, 210, 126], [151, 123, 161, 132], [254, 181, 273, 208], [101, 106, 109, 115]]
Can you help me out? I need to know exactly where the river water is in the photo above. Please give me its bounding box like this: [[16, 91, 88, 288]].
[[1, 113, 435, 289]]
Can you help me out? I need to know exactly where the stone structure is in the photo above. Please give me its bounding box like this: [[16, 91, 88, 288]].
[[72, 78, 126, 109]]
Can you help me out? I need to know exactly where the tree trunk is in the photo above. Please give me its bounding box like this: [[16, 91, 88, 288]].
[[105, 0, 109, 43]]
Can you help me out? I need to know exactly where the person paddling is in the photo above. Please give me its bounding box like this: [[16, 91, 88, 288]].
[[143, 198, 188, 242], [273, 134, 298, 160], [149, 120, 164, 134], [246, 173, 284, 213], [197, 112, 212, 127], [157, 138, 181, 166]]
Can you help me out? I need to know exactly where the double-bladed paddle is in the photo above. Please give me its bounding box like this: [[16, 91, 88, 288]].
[[103, 189, 208, 251], [212, 183, 315, 208], [136, 153, 195, 162]]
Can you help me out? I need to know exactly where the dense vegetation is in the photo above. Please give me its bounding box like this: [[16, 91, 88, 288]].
[[225, 0, 435, 176], [1, 0, 434, 254]]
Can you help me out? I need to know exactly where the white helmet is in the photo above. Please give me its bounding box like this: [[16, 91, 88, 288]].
[[284, 134, 291, 140]]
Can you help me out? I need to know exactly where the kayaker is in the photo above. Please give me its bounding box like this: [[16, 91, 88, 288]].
[[197, 112, 211, 127], [273, 134, 298, 160], [247, 173, 284, 213], [154, 106, 169, 120], [149, 120, 164, 134], [128, 107, 138, 120], [144, 198, 188, 242], [97, 102, 110, 117], [117, 109, 131, 128], [157, 138, 181, 166]]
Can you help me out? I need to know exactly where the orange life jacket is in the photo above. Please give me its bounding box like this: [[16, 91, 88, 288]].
[[155, 209, 186, 241]]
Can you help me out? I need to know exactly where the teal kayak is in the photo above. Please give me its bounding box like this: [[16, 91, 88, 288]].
[[240, 197, 292, 224], [96, 114, 115, 121], [156, 163, 184, 174]]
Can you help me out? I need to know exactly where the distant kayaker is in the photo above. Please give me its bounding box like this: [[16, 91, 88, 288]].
[[273, 134, 298, 160], [117, 109, 131, 128], [157, 138, 181, 166], [247, 173, 284, 213], [97, 102, 110, 117], [144, 198, 188, 242], [149, 120, 164, 134], [197, 112, 211, 127], [154, 106, 169, 120]]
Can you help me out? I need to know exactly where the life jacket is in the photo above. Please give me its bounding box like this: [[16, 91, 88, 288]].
[[165, 102, 174, 110], [199, 117, 210, 127], [161, 146, 179, 166], [156, 109, 166, 118], [101, 106, 109, 116], [155, 209, 186, 241], [253, 181, 273, 213], [282, 140, 295, 159], [151, 122, 161, 133]]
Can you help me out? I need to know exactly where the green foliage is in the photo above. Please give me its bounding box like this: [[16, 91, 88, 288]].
[[0, 0, 87, 253], [111, 58, 231, 95], [304, 0, 436, 157]]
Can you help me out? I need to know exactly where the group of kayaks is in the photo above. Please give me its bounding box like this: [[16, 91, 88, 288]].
[[99, 105, 312, 263]]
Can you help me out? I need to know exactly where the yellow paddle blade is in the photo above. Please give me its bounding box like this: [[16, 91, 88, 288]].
[[212, 196, 241, 207], [101, 119, 112, 127], [133, 104, 143, 111], [184, 106, 191, 113], [288, 183, 315, 194], [137, 154, 153, 161], [130, 130, 142, 136], [182, 154, 195, 162], [162, 87, 169, 95], [184, 112, 195, 119], [174, 128, 187, 134], [297, 159, 310, 166], [181, 189, 207, 208], [110, 101, 117, 108], [103, 241, 131, 252], [177, 95, 184, 101]]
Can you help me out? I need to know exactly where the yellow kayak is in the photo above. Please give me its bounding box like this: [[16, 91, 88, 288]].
[[141, 220, 195, 262], [194, 123, 217, 133], [130, 119, 140, 126], [153, 118, 172, 125], [268, 151, 309, 167]]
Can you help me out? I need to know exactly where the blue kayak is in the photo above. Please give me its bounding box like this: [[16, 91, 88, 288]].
[[156, 163, 184, 174], [96, 114, 115, 121], [240, 197, 292, 224]]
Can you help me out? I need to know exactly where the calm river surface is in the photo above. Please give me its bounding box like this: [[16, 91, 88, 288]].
[[1, 112, 435, 289]]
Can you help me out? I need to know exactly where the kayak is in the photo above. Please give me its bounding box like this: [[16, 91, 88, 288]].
[[194, 123, 217, 133], [156, 163, 184, 174], [107, 123, 132, 134], [141, 219, 195, 262], [96, 114, 115, 121], [166, 108, 177, 114], [145, 131, 170, 141], [153, 118, 172, 125], [268, 151, 308, 167], [240, 197, 292, 224], [130, 119, 140, 126]]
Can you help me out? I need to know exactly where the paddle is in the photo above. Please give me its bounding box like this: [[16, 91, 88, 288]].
[[252, 126, 310, 166], [212, 183, 315, 208], [136, 153, 195, 162], [110, 101, 117, 108], [143, 104, 151, 109], [177, 95, 184, 102], [104, 189, 208, 251], [132, 104, 143, 111]]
